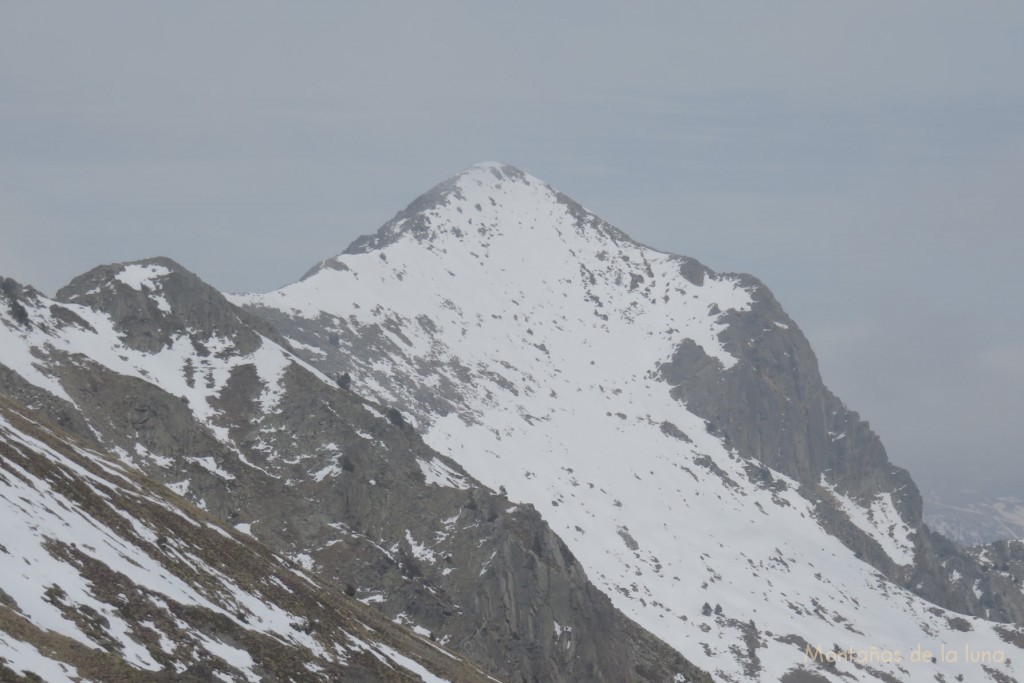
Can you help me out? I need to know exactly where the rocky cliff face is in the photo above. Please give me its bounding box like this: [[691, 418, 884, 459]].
[[0, 395, 496, 682], [0, 259, 710, 682], [238, 162, 1024, 682], [968, 540, 1024, 612], [656, 270, 1024, 624]]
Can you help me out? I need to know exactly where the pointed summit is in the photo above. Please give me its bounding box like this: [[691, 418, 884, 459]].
[[462, 160, 533, 181], [302, 162, 635, 280], [340, 161, 539, 256], [57, 256, 190, 305]]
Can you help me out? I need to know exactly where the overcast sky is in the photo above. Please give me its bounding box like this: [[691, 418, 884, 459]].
[[2, 2, 1021, 501]]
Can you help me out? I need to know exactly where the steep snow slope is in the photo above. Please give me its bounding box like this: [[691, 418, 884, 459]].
[[0, 395, 492, 682], [0, 266, 713, 682], [240, 162, 1024, 682]]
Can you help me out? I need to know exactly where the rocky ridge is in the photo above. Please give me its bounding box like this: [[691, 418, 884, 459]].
[[0, 260, 711, 682], [0, 394, 494, 682], [238, 162, 1024, 681]]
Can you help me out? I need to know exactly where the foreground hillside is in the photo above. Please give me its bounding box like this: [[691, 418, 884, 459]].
[[0, 395, 493, 682]]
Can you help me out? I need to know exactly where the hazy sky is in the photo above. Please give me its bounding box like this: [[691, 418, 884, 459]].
[[2, 2, 1021, 500]]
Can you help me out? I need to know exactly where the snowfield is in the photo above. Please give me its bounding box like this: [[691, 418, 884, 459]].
[[243, 163, 1024, 682], [1, 162, 1021, 681]]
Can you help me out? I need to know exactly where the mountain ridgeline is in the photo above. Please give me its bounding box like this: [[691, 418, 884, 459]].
[[1, 162, 1022, 682]]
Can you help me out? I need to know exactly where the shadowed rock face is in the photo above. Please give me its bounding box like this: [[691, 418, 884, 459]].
[[658, 272, 1024, 624], [659, 272, 906, 502], [0, 262, 712, 683]]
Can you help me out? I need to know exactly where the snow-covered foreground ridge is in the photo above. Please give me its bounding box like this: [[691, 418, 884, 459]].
[[240, 162, 1024, 681], [0, 395, 491, 682]]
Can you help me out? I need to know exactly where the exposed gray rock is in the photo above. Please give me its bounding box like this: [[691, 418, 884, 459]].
[[0, 395, 497, 682], [57, 257, 284, 355], [1, 264, 713, 683], [658, 271, 1024, 624]]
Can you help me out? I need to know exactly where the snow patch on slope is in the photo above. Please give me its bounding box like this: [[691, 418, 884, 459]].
[[0, 403, 469, 681], [115, 263, 172, 291], [823, 478, 917, 566], [115, 263, 172, 312], [417, 457, 471, 490], [0, 635, 82, 683], [0, 286, 330, 448]]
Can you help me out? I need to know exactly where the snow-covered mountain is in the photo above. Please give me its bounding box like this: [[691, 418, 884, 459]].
[[0, 263, 709, 682], [2, 161, 1022, 681], [236, 162, 1024, 682]]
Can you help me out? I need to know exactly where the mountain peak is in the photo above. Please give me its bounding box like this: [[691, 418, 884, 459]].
[[458, 160, 532, 184], [335, 161, 543, 258], [55, 257, 281, 355], [300, 162, 637, 281], [57, 257, 192, 302]]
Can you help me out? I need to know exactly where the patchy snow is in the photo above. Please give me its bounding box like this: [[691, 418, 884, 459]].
[[140, 620, 177, 656], [417, 457, 471, 490], [285, 336, 327, 357], [188, 456, 236, 481], [0, 305, 76, 402], [824, 479, 917, 566], [0, 415, 244, 670], [4, 167, 1020, 682], [167, 479, 190, 496], [115, 263, 172, 292], [290, 553, 315, 572], [0, 404, 461, 682], [0, 633, 83, 683], [193, 632, 259, 682], [313, 460, 344, 482], [0, 279, 339, 451], [394, 613, 433, 639], [250, 338, 291, 414], [404, 529, 437, 564], [373, 642, 450, 683], [246, 163, 1024, 683]]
